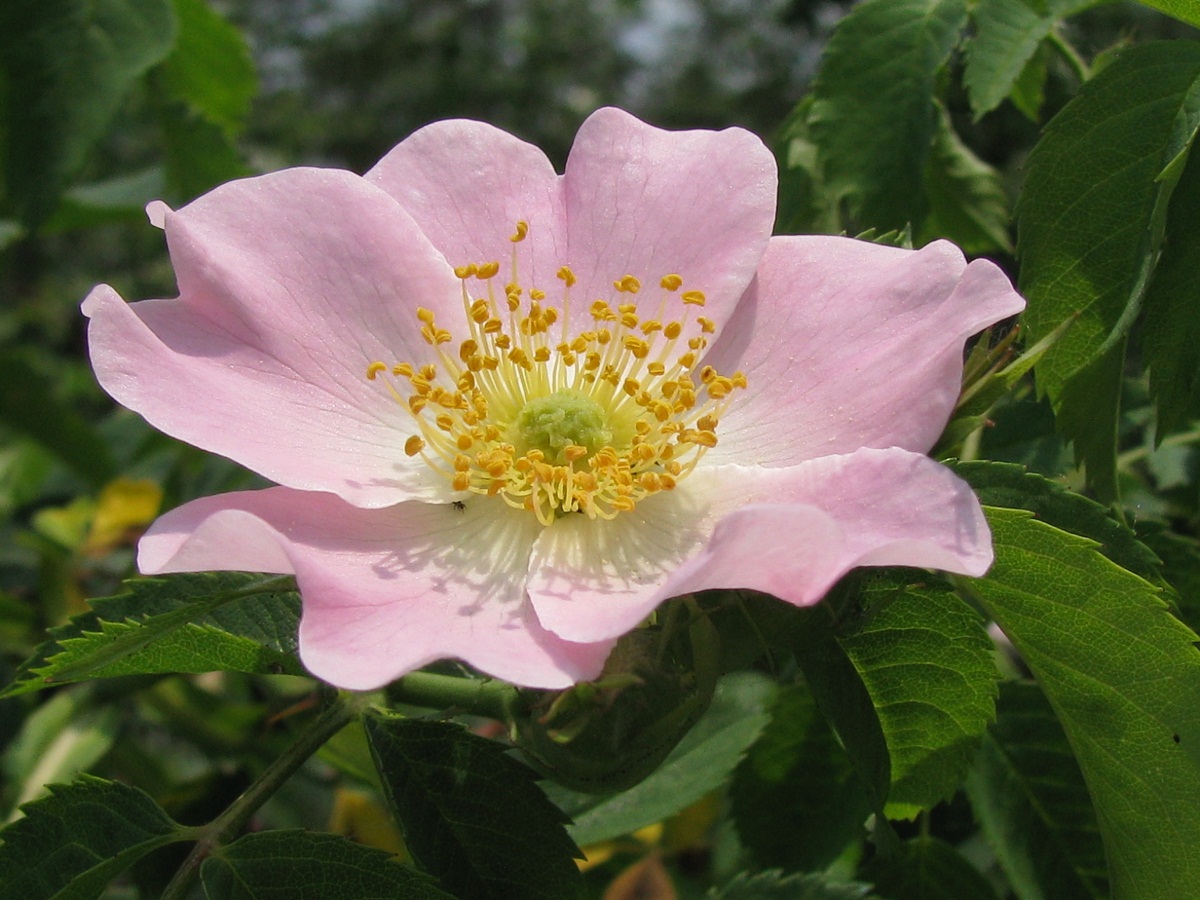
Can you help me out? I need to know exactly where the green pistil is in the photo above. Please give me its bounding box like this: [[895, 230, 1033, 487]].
[[514, 390, 612, 463]]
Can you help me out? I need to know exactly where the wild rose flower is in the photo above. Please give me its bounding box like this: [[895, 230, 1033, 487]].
[[83, 108, 1025, 690]]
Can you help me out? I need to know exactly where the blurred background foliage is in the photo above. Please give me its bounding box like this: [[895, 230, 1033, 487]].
[[1, 1, 1199, 897]]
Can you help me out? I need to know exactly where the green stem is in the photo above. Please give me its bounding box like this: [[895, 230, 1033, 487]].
[[1048, 29, 1090, 83], [390, 671, 519, 720], [159, 692, 364, 900]]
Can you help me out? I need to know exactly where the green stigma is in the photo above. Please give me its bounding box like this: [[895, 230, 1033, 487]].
[[514, 390, 612, 463]]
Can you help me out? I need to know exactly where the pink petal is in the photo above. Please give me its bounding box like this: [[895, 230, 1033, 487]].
[[139, 488, 612, 690], [366, 118, 566, 294], [527, 447, 990, 642], [84, 168, 466, 508], [562, 108, 777, 332], [703, 236, 1025, 466]]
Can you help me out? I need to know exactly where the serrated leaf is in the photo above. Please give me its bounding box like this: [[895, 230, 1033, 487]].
[[709, 870, 879, 900], [809, 0, 968, 231], [951, 460, 1167, 587], [364, 715, 581, 900], [1017, 43, 1200, 494], [964, 0, 1099, 119], [5, 572, 302, 696], [968, 507, 1200, 899], [157, 0, 256, 133], [729, 684, 870, 872], [1133, 0, 1200, 28], [838, 576, 998, 818], [549, 671, 776, 848], [965, 681, 1108, 900], [1142, 126, 1200, 438], [918, 103, 1013, 254], [0, 0, 177, 226], [865, 836, 1000, 900], [0, 775, 192, 900], [1135, 524, 1200, 633], [200, 830, 453, 900]]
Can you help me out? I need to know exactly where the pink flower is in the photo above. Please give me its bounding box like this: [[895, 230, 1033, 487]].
[[83, 108, 1024, 691]]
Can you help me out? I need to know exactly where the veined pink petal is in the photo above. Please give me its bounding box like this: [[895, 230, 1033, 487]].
[[84, 168, 465, 508], [138, 488, 612, 689], [560, 108, 777, 332], [527, 447, 990, 643], [366, 118, 566, 294], [703, 236, 1025, 466]]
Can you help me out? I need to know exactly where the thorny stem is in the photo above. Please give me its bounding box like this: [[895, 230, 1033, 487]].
[[159, 692, 365, 900]]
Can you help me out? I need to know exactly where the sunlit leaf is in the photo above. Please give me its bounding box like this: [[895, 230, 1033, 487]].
[[4, 572, 302, 696], [969, 508, 1200, 899], [808, 0, 968, 230]]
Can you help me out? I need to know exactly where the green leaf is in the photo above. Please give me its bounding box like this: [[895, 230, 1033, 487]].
[[364, 714, 581, 900], [918, 103, 1013, 255], [709, 870, 879, 899], [4, 572, 303, 696], [1142, 125, 1200, 438], [968, 507, 1200, 900], [1132, 0, 1200, 28], [965, 681, 1109, 900], [729, 684, 870, 872], [0, 775, 191, 900], [200, 830, 454, 900], [0, 0, 177, 226], [1135, 524, 1200, 633], [951, 460, 1168, 588], [964, 0, 1099, 119], [864, 836, 1000, 900], [2, 685, 120, 816], [0, 350, 117, 487], [809, 0, 968, 231], [774, 96, 842, 235], [837, 575, 998, 819], [155, 92, 250, 202], [156, 0, 256, 133], [549, 671, 776, 848], [1017, 42, 1200, 493]]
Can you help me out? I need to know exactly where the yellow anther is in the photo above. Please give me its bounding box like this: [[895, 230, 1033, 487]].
[[564, 445, 589, 462], [393, 362, 414, 377], [647, 362, 666, 376], [510, 220, 529, 242], [614, 275, 641, 294], [484, 318, 503, 334], [452, 473, 472, 492], [620, 311, 639, 329], [697, 316, 716, 334], [454, 454, 472, 472], [697, 414, 719, 432], [663, 321, 683, 340], [417, 307, 436, 324], [534, 346, 551, 363], [689, 336, 708, 350], [454, 263, 477, 279], [732, 371, 748, 388], [660, 274, 683, 291], [457, 433, 474, 451], [476, 261, 501, 279], [678, 352, 696, 369], [623, 378, 641, 396], [531, 289, 546, 301], [612, 497, 637, 512], [623, 336, 651, 359], [699, 366, 717, 384], [557, 266, 577, 287], [366, 361, 387, 380], [641, 320, 663, 335], [682, 290, 706, 306], [435, 414, 454, 431], [659, 473, 677, 490], [409, 396, 428, 414], [404, 436, 425, 456]]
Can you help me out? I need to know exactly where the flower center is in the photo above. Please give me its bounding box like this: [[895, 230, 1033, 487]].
[[366, 221, 746, 526], [514, 390, 612, 464]]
